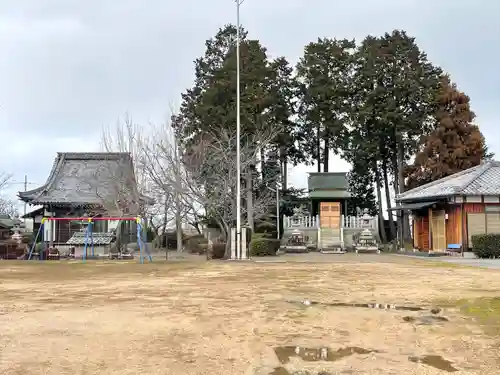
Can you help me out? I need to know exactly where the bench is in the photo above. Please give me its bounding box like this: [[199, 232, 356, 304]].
[[446, 244, 463, 257]]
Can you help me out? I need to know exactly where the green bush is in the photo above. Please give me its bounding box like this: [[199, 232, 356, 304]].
[[250, 234, 280, 256], [472, 234, 500, 258], [212, 243, 226, 259]]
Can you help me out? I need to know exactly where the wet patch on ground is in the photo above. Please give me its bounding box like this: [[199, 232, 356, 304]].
[[274, 346, 378, 364], [408, 355, 459, 372], [287, 299, 441, 312], [270, 345, 374, 375]]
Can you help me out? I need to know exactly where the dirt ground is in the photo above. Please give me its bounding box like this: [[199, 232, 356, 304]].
[[1, 254, 499, 375]]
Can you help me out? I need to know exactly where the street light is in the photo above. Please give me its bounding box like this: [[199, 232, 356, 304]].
[[234, 0, 244, 259]]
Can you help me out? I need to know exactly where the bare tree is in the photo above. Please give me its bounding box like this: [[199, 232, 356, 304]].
[[141, 119, 278, 256], [135, 119, 199, 252], [0, 172, 17, 218], [100, 114, 151, 214], [100, 115, 175, 250]]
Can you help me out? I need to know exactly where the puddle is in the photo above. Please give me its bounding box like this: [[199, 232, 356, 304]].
[[403, 315, 449, 325], [290, 300, 425, 312], [326, 302, 424, 311], [409, 355, 458, 372], [274, 346, 377, 364]]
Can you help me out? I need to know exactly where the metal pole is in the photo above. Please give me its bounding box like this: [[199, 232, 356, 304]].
[[276, 184, 280, 240], [235, 0, 243, 259], [23, 175, 27, 223]]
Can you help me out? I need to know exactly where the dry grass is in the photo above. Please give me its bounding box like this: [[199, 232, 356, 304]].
[[1, 254, 500, 375]]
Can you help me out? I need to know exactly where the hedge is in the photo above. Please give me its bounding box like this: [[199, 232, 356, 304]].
[[471, 234, 500, 259], [250, 234, 281, 256]]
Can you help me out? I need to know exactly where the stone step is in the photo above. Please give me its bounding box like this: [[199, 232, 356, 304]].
[[321, 229, 341, 234], [322, 239, 341, 244]]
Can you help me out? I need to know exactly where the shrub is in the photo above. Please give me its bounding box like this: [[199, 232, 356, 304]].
[[250, 234, 280, 256], [212, 243, 226, 259], [185, 234, 208, 253], [472, 234, 500, 258]]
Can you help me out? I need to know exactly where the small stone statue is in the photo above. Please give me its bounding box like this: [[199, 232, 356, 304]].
[[361, 209, 372, 228], [292, 206, 302, 217]]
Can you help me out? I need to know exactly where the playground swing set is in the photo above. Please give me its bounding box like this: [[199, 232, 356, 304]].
[[27, 216, 152, 263]]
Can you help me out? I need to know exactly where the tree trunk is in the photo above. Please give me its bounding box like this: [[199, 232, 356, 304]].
[[374, 168, 387, 244], [280, 146, 287, 190], [193, 222, 202, 235], [246, 169, 254, 231], [316, 124, 321, 172], [115, 220, 123, 253], [174, 137, 183, 252], [323, 137, 329, 172], [176, 211, 182, 252], [219, 221, 231, 259], [260, 147, 266, 180], [382, 160, 397, 239], [397, 142, 411, 242], [394, 137, 404, 249]]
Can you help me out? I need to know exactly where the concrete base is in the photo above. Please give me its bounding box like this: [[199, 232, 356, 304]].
[[320, 249, 346, 254], [355, 246, 380, 254]]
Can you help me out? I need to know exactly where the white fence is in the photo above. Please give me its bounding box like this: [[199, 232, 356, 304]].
[[342, 216, 377, 230], [284, 215, 377, 230], [284, 215, 319, 228]]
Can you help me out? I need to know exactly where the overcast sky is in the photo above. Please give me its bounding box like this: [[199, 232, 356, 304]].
[[0, 0, 499, 213]]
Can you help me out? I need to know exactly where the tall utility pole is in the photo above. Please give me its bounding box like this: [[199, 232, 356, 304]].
[[234, 0, 245, 259], [8, 175, 36, 224], [23, 175, 27, 221]]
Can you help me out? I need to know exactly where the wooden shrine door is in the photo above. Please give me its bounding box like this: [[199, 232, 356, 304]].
[[320, 202, 341, 229], [431, 209, 446, 251]]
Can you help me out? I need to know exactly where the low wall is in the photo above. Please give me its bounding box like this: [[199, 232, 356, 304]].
[[281, 227, 381, 250], [343, 228, 381, 247], [281, 227, 318, 248]]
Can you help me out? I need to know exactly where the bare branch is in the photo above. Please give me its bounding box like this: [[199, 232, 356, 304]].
[[0, 173, 17, 218], [139, 115, 279, 244]]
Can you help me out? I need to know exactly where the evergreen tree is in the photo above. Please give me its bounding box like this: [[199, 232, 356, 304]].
[[347, 164, 378, 217], [267, 57, 304, 189], [347, 31, 442, 242], [172, 24, 292, 248], [406, 76, 492, 189], [296, 38, 356, 172]]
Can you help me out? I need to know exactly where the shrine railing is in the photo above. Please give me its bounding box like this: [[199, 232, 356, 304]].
[[283, 215, 319, 229], [342, 216, 378, 230], [283, 215, 378, 230]]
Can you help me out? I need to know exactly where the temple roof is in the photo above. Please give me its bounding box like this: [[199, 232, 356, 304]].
[[18, 152, 141, 212], [397, 161, 500, 202], [307, 172, 351, 199]]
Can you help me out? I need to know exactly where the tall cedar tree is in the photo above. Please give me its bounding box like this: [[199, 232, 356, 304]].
[[406, 76, 492, 189], [173, 25, 304, 243], [346, 32, 442, 241], [296, 38, 355, 172], [267, 57, 305, 189]]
